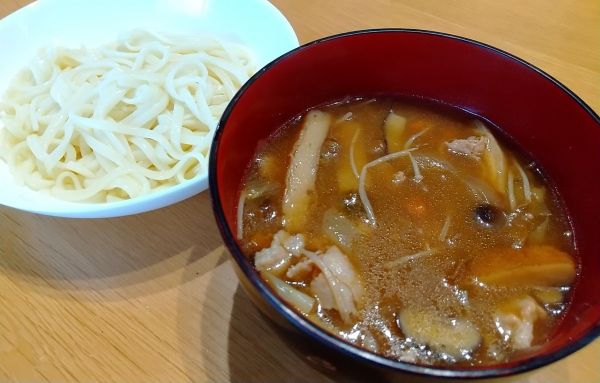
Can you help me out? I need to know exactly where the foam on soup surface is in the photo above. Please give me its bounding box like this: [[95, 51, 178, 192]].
[[237, 97, 576, 366]]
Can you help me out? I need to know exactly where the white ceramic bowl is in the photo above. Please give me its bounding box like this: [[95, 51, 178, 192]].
[[0, 0, 298, 218]]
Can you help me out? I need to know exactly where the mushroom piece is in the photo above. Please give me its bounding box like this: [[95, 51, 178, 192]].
[[398, 307, 481, 359], [474, 203, 505, 228]]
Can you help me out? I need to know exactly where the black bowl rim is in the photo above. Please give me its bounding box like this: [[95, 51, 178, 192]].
[[208, 28, 600, 379]]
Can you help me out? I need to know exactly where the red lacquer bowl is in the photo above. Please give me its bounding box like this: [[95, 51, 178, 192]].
[[209, 30, 600, 380]]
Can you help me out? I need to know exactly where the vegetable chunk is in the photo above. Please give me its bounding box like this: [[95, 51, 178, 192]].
[[331, 121, 368, 192], [282, 110, 331, 232], [383, 110, 407, 153], [470, 245, 576, 287], [475, 120, 507, 196]]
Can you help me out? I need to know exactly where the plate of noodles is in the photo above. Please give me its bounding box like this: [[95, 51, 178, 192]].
[[0, 0, 298, 218]]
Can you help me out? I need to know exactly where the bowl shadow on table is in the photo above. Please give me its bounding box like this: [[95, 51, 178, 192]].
[[224, 286, 380, 383], [0, 192, 223, 299], [180, 265, 350, 382], [183, 261, 339, 383], [183, 260, 570, 383]]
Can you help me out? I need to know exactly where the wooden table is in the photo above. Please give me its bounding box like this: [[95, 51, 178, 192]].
[[1, 1, 598, 382]]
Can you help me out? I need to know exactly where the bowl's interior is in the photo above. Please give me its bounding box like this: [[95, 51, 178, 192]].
[[211, 30, 600, 375]]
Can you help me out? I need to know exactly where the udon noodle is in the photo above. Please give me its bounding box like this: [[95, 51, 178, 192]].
[[0, 29, 255, 202]]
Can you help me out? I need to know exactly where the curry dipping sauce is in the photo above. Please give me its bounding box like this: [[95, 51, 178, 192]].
[[236, 97, 577, 366]]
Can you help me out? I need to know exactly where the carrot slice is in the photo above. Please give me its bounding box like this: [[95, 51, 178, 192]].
[[469, 245, 576, 287]]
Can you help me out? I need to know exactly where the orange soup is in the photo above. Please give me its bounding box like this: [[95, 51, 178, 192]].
[[237, 97, 576, 366]]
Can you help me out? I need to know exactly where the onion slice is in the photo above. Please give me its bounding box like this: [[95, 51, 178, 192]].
[[262, 271, 315, 315]]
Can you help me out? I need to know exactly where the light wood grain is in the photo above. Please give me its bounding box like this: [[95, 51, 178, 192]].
[[0, 1, 599, 382]]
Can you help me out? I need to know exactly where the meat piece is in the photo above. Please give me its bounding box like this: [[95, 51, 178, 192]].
[[311, 273, 336, 309], [286, 257, 314, 280], [370, 139, 386, 156], [494, 295, 547, 350], [281, 232, 305, 256], [272, 230, 290, 245], [446, 136, 487, 158], [320, 138, 341, 161], [336, 111, 353, 123], [264, 230, 306, 256], [306, 246, 363, 323], [392, 171, 406, 184], [254, 243, 290, 274], [254, 230, 301, 275], [321, 246, 363, 301], [342, 193, 360, 210]]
